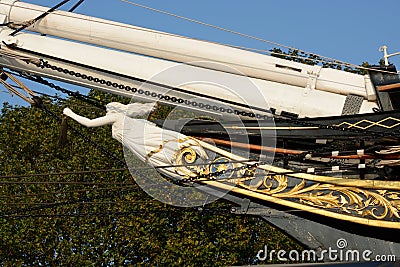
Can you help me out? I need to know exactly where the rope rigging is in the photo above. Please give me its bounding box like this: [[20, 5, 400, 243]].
[[1, 1, 400, 218], [0, 68, 127, 167], [0, 186, 138, 199], [1, 206, 235, 219], [0, 187, 144, 218], [5, 69, 107, 110], [6, 0, 86, 36], [1, 0, 387, 74], [2, 58, 398, 183], [0, 70, 37, 105], [9, 0, 72, 36], [3, 2, 400, 226], [68, 0, 85, 12]]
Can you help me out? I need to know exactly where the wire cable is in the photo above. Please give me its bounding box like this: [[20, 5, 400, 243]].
[[0, 168, 129, 179], [0, 186, 139, 199], [0, 187, 139, 217], [0, 207, 234, 219], [68, 0, 85, 12], [0, 0, 380, 73], [10, 0, 71, 36]]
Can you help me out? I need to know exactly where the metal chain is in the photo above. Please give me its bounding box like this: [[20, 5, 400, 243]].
[[180, 161, 261, 183], [35, 59, 400, 139], [181, 156, 373, 184], [37, 59, 272, 120]]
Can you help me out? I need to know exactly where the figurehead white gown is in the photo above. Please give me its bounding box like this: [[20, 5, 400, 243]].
[[63, 102, 208, 179]]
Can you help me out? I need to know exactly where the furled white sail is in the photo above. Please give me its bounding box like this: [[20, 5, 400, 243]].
[[0, 1, 376, 100]]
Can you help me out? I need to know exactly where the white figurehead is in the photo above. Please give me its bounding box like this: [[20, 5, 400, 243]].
[[63, 102, 208, 179]]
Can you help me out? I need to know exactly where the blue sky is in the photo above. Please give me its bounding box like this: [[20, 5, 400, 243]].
[[1, 0, 399, 107]]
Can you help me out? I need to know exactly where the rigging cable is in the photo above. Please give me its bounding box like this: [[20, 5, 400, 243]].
[[68, 0, 85, 12], [5, 69, 107, 110], [0, 187, 142, 217], [0, 0, 377, 73], [9, 0, 72, 36], [0, 206, 236, 219], [0, 159, 260, 180], [0, 0, 384, 73], [0, 186, 139, 199], [0, 168, 130, 179]]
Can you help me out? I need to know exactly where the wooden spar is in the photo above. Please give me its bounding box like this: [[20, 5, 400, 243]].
[[227, 126, 319, 130], [197, 137, 400, 160], [0, 71, 36, 105], [378, 83, 400, 92], [198, 137, 303, 155]]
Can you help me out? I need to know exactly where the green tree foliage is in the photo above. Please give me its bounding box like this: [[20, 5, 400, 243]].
[[0, 92, 303, 266]]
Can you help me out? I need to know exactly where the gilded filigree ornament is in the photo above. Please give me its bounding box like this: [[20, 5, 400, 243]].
[[171, 140, 400, 225], [173, 138, 210, 178], [237, 173, 400, 221]]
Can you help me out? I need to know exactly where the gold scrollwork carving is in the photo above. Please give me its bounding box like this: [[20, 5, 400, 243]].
[[173, 138, 209, 178], [169, 139, 400, 223], [238, 174, 400, 221]]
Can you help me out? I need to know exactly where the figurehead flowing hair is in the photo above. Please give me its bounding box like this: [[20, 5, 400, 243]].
[[106, 102, 156, 117]]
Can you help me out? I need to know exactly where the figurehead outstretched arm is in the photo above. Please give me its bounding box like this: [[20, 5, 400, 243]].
[[63, 108, 118, 127]]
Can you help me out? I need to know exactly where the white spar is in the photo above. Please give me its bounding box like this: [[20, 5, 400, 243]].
[[0, 0, 376, 100], [0, 28, 378, 118]]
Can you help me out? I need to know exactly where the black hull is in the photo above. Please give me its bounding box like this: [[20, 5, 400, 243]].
[[156, 110, 400, 261], [157, 110, 400, 140]]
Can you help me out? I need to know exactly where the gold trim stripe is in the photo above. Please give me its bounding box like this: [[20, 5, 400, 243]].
[[334, 117, 400, 130]]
